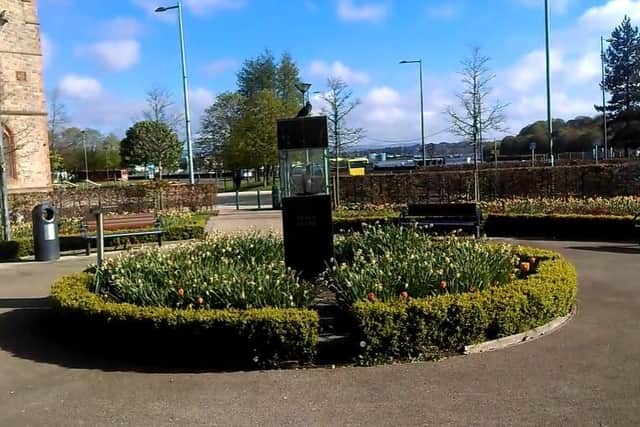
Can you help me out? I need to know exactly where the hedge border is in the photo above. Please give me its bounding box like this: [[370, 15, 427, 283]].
[[333, 214, 639, 242], [349, 247, 578, 365], [0, 225, 205, 260], [50, 273, 319, 369]]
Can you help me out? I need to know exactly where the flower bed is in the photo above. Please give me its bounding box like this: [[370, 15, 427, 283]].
[[50, 227, 577, 369], [327, 227, 577, 364]]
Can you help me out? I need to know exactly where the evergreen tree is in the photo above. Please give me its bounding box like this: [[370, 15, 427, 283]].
[[276, 52, 302, 112], [599, 16, 640, 151], [601, 16, 640, 116]]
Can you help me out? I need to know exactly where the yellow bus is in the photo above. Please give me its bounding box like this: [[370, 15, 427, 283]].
[[330, 157, 369, 176]]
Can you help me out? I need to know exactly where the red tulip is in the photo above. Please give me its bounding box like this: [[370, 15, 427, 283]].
[[400, 291, 409, 300], [439, 280, 447, 290], [367, 292, 376, 302], [177, 288, 185, 297]]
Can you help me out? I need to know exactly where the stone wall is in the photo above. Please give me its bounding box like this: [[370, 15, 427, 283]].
[[339, 162, 640, 204], [0, 0, 51, 191]]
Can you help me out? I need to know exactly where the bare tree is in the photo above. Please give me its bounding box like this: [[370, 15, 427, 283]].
[[319, 77, 365, 207], [142, 85, 183, 132], [446, 47, 508, 202], [47, 87, 69, 149]]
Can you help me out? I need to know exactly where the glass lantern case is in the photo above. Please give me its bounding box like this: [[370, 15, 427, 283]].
[[276, 116, 333, 279], [277, 116, 329, 197]]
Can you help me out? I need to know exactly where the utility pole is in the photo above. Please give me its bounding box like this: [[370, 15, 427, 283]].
[[601, 36, 609, 160]]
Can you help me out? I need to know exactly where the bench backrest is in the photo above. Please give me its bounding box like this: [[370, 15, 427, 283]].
[[84, 213, 158, 232], [406, 203, 481, 219]]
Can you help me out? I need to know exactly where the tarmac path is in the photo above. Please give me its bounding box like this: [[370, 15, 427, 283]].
[[0, 235, 639, 426]]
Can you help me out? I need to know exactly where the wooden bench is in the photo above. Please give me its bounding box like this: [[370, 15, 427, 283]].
[[81, 212, 164, 256], [400, 203, 482, 238]]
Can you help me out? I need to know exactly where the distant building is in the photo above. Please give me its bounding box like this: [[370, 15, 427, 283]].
[[0, 0, 51, 192]]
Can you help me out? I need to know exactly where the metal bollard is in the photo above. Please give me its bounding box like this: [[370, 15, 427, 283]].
[[257, 189, 261, 209], [95, 210, 105, 267], [235, 191, 240, 210]]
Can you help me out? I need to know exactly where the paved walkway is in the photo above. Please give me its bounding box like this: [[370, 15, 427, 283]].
[[207, 208, 282, 234], [0, 237, 639, 426]]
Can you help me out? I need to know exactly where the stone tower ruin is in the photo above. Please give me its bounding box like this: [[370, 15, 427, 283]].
[[0, 0, 51, 192]]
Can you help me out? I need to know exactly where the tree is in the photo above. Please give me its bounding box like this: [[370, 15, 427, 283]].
[[142, 85, 183, 131], [319, 77, 365, 206], [197, 92, 244, 170], [276, 52, 302, 112], [445, 47, 507, 201], [47, 87, 69, 149], [237, 50, 278, 98], [120, 121, 182, 178], [597, 16, 640, 151], [225, 90, 286, 174]]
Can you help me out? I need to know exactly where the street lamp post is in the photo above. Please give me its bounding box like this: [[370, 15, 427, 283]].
[[544, 0, 554, 167], [156, 2, 195, 185], [399, 59, 426, 167], [0, 12, 11, 240], [601, 36, 609, 160], [82, 131, 89, 181]]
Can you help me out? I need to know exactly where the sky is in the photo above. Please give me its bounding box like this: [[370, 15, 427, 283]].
[[38, 0, 640, 147]]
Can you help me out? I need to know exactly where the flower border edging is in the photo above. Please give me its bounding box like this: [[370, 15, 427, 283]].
[[464, 308, 575, 355]]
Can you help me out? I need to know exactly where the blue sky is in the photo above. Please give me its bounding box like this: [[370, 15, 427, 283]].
[[39, 0, 640, 145]]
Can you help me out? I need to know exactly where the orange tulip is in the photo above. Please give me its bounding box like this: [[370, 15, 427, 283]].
[[439, 280, 447, 290], [520, 262, 531, 273], [197, 297, 204, 305], [400, 291, 409, 300], [177, 288, 185, 297], [367, 292, 376, 302]]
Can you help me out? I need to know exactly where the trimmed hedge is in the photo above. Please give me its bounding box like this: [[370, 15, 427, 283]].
[[0, 225, 205, 261], [350, 247, 577, 365], [50, 273, 319, 369], [333, 213, 639, 242], [484, 213, 637, 242]]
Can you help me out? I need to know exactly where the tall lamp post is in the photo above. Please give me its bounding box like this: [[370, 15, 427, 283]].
[[399, 59, 426, 167], [156, 2, 195, 185], [601, 36, 609, 160], [544, 0, 554, 167], [0, 11, 11, 240]]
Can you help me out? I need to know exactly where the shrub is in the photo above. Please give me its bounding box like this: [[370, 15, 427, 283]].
[[350, 247, 577, 364], [0, 225, 205, 261], [94, 233, 317, 310], [50, 273, 319, 369], [327, 225, 518, 305]]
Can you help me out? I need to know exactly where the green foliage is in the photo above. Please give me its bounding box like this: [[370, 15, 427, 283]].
[[351, 247, 577, 364], [481, 196, 640, 216], [120, 121, 182, 172], [225, 90, 286, 169], [484, 213, 636, 241], [197, 92, 245, 169], [52, 127, 122, 172], [601, 16, 640, 119], [51, 273, 319, 368], [94, 233, 317, 310], [0, 225, 205, 261], [327, 225, 518, 305]]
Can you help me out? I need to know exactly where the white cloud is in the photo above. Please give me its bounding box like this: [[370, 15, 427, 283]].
[[337, 0, 389, 23], [309, 60, 371, 84], [505, 49, 565, 92], [59, 75, 103, 100], [103, 17, 144, 38], [366, 86, 402, 105], [578, 0, 640, 31], [204, 58, 238, 76], [184, 0, 247, 14], [426, 3, 458, 20], [76, 40, 141, 71], [41, 33, 53, 68], [189, 87, 216, 119]]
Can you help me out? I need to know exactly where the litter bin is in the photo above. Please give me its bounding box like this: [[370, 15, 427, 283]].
[[32, 203, 60, 261]]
